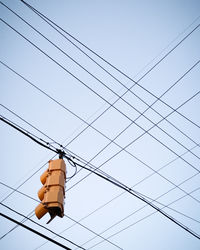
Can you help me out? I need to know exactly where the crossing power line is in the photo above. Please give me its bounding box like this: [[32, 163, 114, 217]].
[[0, 116, 200, 240]]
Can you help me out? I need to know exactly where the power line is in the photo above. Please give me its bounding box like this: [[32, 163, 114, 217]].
[[1, 5, 198, 207], [87, 186, 200, 250], [74, 173, 200, 250], [20, 0, 200, 130], [1, 19, 200, 176], [2, 1, 199, 158], [0, 212, 73, 250], [1, 180, 198, 250], [1, 178, 200, 250], [1, 110, 200, 210], [63, 88, 200, 192], [1, 16, 200, 168], [2, 103, 200, 206], [0, 182, 122, 250], [1, 0, 198, 246], [0, 117, 200, 240], [0, 105, 199, 244], [1, 112, 198, 244]]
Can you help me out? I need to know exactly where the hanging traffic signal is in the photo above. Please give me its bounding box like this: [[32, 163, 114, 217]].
[[35, 159, 66, 223]]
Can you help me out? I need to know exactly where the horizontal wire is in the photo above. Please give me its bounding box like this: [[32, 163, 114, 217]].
[[1, 95, 199, 219]]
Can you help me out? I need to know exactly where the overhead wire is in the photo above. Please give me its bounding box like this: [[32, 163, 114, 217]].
[[52, 143, 200, 247], [1, 18, 200, 178], [2, 1, 200, 158], [1, 178, 200, 248], [1, 112, 198, 247], [0, 184, 122, 250], [1, 17, 200, 178], [2, 66, 200, 209], [69, 172, 200, 250], [1, 116, 200, 240], [1, 105, 200, 206], [1, 62, 199, 182], [1, 62, 200, 240], [2, 3, 199, 203], [0, 211, 74, 250], [19, 0, 200, 130], [63, 89, 200, 193], [87, 186, 200, 250], [1, 5, 200, 166], [8, 1, 199, 207], [0, 1, 199, 244], [1, 178, 200, 250]]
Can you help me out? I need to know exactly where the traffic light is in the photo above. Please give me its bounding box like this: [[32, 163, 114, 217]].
[[35, 159, 66, 223]]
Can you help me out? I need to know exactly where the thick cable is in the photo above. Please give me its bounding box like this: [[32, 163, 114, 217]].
[[0, 212, 73, 250]]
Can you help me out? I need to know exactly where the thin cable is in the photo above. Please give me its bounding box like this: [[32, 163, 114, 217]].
[[87, 187, 200, 250], [0, 116, 199, 239], [2, 60, 200, 180], [1, 176, 199, 246], [20, 0, 200, 129], [1, 101, 200, 213], [2, 105, 200, 226], [1, 9, 200, 165], [1, 19, 200, 175], [59, 145, 200, 241], [0, 211, 35, 240], [1, 66, 200, 207], [2, 2, 199, 157], [0, 203, 84, 250], [3, 64, 199, 205], [0, 182, 122, 250], [64, 89, 200, 193], [70, 157, 200, 240], [0, 115, 58, 154], [0, 104, 72, 157]]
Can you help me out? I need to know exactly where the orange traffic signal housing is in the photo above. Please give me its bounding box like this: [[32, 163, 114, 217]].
[[35, 159, 66, 223]]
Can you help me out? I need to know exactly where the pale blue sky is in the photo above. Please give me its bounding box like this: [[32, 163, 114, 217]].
[[0, 0, 200, 249]]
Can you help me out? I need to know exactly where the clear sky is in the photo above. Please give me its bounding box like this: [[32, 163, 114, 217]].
[[0, 0, 200, 249]]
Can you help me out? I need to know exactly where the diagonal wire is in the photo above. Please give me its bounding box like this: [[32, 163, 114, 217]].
[[65, 89, 200, 193], [1, 5, 200, 165], [1, 103, 200, 206], [1, 18, 200, 175], [0, 203, 84, 250], [87, 186, 200, 249], [20, 0, 200, 130], [1, 116, 200, 240], [0, 182, 123, 250], [1, 1, 200, 159]]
